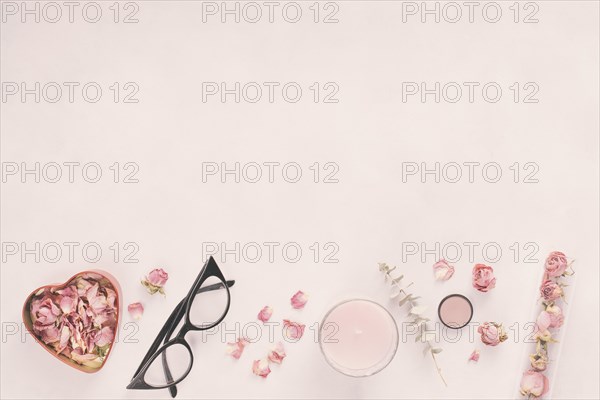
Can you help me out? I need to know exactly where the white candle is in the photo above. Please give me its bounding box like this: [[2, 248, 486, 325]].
[[319, 299, 398, 377]]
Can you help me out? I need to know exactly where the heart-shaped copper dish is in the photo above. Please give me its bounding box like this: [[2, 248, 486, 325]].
[[22, 270, 121, 373]]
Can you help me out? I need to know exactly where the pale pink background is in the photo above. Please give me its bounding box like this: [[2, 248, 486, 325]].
[[1, 1, 598, 399]]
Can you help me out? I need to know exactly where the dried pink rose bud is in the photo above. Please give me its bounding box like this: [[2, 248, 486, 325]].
[[128, 302, 144, 320], [544, 251, 568, 278], [520, 370, 549, 398], [257, 306, 273, 323], [283, 319, 305, 340], [545, 304, 564, 328], [252, 359, 271, 378], [529, 354, 548, 372], [267, 342, 286, 364], [478, 322, 507, 346], [533, 324, 553, 343], [290, 291, 308, 309], [226, 338, 249, 360], [472, 264, 496, 292], [433, 259, 455, 281], [142, 268, 169, 295], [540, 280, 563, 302], [468, 349, 480, 363]]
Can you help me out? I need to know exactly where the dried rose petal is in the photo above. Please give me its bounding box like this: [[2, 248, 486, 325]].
[[40, 326, 60, 344], [226, 338, 249, 359], [290, 291, 308, 309], [128, 302, 144, 320], [95, 327, 115, 347], [57, 286, 78, 313], [31, 298, 61, 325], [257, 306, 273, 323], [283, 319, 305, 340], [520, 369, 549, 398], [252, 359, 271, 378], [267, 342, 286, 364], [433, 259, 455, 281], [58, 326, 71, 353], [468, 349, 480, 363]]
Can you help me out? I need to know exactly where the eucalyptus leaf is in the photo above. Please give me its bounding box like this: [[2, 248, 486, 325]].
[[410, 305, 427, 315], [423, 331, 437, 342], [377, 261, 446, 385], [398, 295, 412, 307]]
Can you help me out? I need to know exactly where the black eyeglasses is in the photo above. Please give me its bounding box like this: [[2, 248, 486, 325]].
[[127, 256, 234, 398]]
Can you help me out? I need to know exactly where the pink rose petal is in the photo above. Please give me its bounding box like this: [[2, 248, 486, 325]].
[[283, 319, 305, 340], [433, 259, 455, 281], [257, 306, 273, 323], [468, 349, 480, 362], [95, 327, 115, 347], [267, 342, 286, 364], [545, 304, 564, 328], [290, 291, 308, 309], [128, 302, 144, 320], [226, 338, 249, 359], [252, 359, 271, 378]]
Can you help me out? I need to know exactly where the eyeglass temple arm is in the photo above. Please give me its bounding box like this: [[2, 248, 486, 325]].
[[131, 279, 235, 381], [162, 280, 235, 398]]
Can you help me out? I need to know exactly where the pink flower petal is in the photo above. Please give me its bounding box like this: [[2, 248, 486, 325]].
[[226, 338, 249, 359], [257, 306, 273, 323], [128, 302, 144, 320], [95, 326, 115, 347], [268, 342, 286, 364], [252, 359, 271, 378], [283, 319, 305, 340], [433, 259, 455, 281], [290, 291, 308, 309], [536, 311, 552, 332], [468, 349, 480, 362], [58, 326, 71, 353]]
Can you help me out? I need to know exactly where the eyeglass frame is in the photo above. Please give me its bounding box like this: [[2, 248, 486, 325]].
[[127, 256, 234, 396]]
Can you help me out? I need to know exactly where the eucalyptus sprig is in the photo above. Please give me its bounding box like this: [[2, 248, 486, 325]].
[[378, 262, 447, 386]]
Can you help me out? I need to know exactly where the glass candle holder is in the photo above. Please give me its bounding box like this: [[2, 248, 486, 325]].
[[319, 299, 398, 377]]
